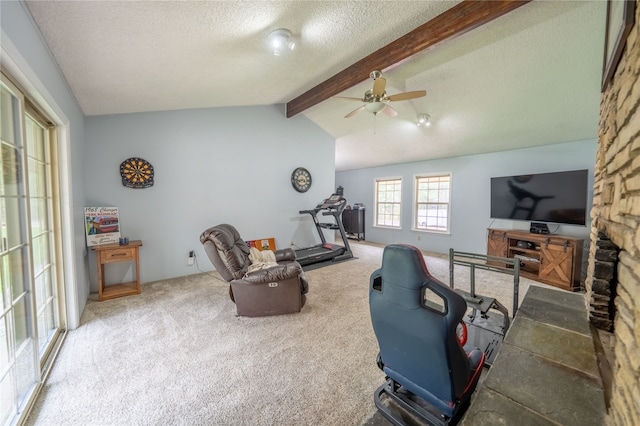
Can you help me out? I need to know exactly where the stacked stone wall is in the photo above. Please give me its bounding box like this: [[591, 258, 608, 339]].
[[587, 1, 640, 424], [589, 231, 619, 331]]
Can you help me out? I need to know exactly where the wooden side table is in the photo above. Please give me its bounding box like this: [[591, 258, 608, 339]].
[[92, 240, 142, 301]]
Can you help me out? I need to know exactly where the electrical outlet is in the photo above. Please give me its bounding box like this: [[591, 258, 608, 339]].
[[417, 235, 422, 241], [187, 250, 195, 266], [290, 240, 295, 246]]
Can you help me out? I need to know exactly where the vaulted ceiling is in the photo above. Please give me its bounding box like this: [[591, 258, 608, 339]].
[[25, 1, 606, 171]]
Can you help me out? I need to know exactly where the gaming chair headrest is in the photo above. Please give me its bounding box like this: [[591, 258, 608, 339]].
[[376, 244, 466, 316], [380, 244, 432, 288], [377, 244, 433, 310]]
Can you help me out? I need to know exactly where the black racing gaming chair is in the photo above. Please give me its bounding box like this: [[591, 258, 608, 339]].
[[369, 244, 485, 425]]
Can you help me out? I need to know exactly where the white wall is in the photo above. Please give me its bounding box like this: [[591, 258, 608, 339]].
[[336, 139, 597, 256], [1, 1, 88, 328], [85, 105, 335, 286]]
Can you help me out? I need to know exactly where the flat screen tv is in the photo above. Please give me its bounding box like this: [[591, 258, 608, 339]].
[[490, 169, 588, 226]]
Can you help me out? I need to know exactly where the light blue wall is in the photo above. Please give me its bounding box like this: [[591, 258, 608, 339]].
[[85, 106, 335, 286], [1, 0, 598, 324], [2, 1, 335, 312], [336, 139, 597, 256], [1, 1, 88, 327]]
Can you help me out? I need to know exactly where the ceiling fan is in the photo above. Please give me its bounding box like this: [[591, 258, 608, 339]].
[[335, 70, 426, 118]]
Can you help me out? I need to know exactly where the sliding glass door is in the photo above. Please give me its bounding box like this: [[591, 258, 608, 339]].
[[1, 73, 65, 426]]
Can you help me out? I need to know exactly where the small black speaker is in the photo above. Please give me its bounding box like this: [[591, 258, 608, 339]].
[[530, 222, 550, 234]]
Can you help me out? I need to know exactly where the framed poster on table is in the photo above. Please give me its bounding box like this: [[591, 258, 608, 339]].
[[84, 207, 120, 246]]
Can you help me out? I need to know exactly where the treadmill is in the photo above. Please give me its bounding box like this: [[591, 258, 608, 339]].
[[295, 193, 354, 267]]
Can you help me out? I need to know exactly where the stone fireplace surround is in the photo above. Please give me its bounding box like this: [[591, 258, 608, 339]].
[[584, 1, 640, 423], [589, 231, 619, 331]]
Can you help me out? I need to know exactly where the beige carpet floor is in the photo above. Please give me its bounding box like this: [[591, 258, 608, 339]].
[[26, 242, 544, 426]]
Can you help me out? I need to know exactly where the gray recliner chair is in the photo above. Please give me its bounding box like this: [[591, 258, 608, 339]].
[[200, 224, 309, 317]]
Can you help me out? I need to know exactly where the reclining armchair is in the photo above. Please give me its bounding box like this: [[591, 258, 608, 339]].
[[369, 244, 484, 425], [200, 224, 309, 317]]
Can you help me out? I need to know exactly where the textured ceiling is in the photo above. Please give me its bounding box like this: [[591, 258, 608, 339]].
[[25, 1, 606, 171]]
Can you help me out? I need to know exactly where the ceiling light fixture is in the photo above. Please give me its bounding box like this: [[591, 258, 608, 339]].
[[417, 114, 431, 126], [365, 102, 386, 115], [268, 29, 295, 56]]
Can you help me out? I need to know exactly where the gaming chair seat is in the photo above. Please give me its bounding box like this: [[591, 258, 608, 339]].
[[369, 244, 485, 425]]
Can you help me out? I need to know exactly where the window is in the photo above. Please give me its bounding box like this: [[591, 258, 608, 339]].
[[1, 72, 64, 426], [415, 174, 451, 233], [375, 178, 402, 228]]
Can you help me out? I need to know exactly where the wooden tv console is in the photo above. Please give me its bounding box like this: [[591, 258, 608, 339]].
[[486, 228, 583, 291]]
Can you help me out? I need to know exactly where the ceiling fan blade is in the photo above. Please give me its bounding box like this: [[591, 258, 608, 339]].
[[344, 105, 365, 118], [382, 105, 398, 117], [334, 96, 365, 101], [372, 77, 387, 97], [386, 90, 427, 102]]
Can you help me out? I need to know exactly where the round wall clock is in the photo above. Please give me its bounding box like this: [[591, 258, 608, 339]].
[[291, 167, 312, 193], [120, 157, 154, 188]]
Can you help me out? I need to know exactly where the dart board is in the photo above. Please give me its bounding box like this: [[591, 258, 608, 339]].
[[120, 157, 154, 188]]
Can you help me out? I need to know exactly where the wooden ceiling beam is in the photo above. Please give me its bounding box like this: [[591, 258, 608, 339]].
[[286, 0, 531, 118]]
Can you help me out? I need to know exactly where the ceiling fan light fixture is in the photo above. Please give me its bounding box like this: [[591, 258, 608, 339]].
[[417, 113, 431, 126], [365, 102, 386, 114], [268, 29, 295, 56]]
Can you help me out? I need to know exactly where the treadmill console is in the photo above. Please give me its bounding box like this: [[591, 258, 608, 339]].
[[319, 194, 345, 209]]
